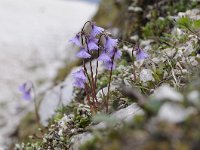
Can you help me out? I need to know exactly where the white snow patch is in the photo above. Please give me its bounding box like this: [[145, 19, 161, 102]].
[[0, 0, 97, 148]]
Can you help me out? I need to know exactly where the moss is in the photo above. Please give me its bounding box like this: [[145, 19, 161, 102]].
[[168, 0, 199, 14], [142, 18, 172, 39], [17, 112, 42, 143], [80, 136, 102, 150], [73, 104, 92, 128]]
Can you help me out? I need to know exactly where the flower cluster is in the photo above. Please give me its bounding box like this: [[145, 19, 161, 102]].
[[70, 21, 149, 112], [70, 21, 123, 112], [69, 22, 122, 74]]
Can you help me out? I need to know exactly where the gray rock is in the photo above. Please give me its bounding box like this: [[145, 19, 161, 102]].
[[69, 103, 143, 149], [39, 70, 74, 126], [157, 102, 197, 123], [94, 103, 143, 129], [70, 132, 93, 150]]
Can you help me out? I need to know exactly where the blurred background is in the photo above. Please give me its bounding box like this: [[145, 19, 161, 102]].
[[2, 0, 200, 149], [0, 0, 100, 148]]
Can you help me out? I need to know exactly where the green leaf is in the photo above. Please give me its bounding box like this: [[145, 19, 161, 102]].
[[193, 19, 200, 29], [177, 17, 192, 29]]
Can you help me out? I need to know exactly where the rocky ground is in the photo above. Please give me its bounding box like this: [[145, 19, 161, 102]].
[[10, 0, 200, 150]]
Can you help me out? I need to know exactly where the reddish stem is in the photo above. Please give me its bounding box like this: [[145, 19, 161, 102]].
[[106, 48, 117, 112], [84, 36, 98, 105], [85, 83, 94, 112], [83, 62, 96, 108]]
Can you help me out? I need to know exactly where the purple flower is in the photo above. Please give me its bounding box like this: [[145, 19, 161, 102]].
[[109, 47, 122, 60], [76, 48, 91, 58], [136, 48, 148, 60], [19, 82, 32, 100], [88, 37, 98, 51], [104, 60, 116, 70], [73, 69, 87, 81], [73, 80, 85, 89], [69, 34, 81, 47], [98, 52, 111, 62], [105, 36, 118, 50], [99, 47, 121, 70], [90, 22, 104, 37], [72, 69, 87, 89]]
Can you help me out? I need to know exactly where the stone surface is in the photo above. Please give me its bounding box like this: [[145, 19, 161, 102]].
[[69, 103, 144, 149], [94, 103, 144, 129], [140, 69, 154, 82], [70, 132, 93, 150], [158, 102, 197, 123], [39, 69, 75, 126], [152, 84, 184, 102]]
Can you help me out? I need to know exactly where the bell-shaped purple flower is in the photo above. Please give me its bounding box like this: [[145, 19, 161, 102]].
[[98, 52, 111, 62], [19, 82, 32, 100], [72, 69, 87, 89], [76, 48, 91, 59], [69, 34, 81, 47], [105, 36, 118, 51], [73, 69, 87, 81], [104, 60, 116, 70], [109, 47, 122, 60], [88, 37, 98, 51], [136, 47, 148, 60], [73, 80, 85, 89], [90, 22, 104, 37]]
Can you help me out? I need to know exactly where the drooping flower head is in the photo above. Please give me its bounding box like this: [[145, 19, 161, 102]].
[[69, 34, 81, 47], [136, 47, 148, 60], [109, 47, 122, 60], [73, 80, 86, 89], [105, 36, 118, 51], [19, 81, 33, 100], [72, 68, 87, 89], [90, 22, 104, 37], [88, 37, 98, 51], [76, 47, 91, 59], [104, 60, 116, 70], [98, 51, 111, 62]]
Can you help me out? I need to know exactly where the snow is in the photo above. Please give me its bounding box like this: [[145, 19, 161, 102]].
[[0, 0, 97, 148]]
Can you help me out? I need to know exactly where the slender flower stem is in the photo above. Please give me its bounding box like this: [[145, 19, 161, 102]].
[[94, 48, 100, 86], [94, 34, 105, 86], [31, 82, 40, 126], [106, 68, 113, 112], [81, 21, 91, 32], [58, 85, 64, 111], [83, 60, 92, 89], [106, 48, 117, 112], [83, 62, 96, 107], [85, 36, 98, 105], [89, 59, 99, 105], [118, 39, 136, 46], [84, 83, 94, 112], [132, 64, 137, 80]]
